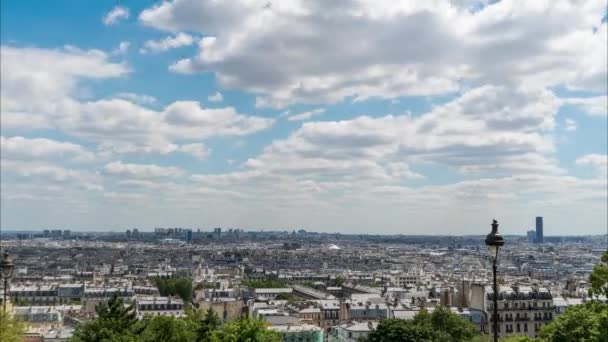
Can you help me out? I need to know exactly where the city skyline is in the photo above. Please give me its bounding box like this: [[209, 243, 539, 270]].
[[1, 1, 607, 235]]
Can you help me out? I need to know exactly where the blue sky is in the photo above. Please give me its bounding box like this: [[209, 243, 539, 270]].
[[1, 0, 606, 235]]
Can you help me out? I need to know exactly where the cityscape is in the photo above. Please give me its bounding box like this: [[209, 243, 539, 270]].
[[1, 0, 607, 342], [0, 217, 607, 341]]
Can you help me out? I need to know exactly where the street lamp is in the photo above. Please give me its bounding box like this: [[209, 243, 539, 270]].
[[0, 252, 15, 313], [485, 219, 504, 342]]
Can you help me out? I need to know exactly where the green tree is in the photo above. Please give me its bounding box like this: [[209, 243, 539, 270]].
[[588, 251, 608, 298], [428, 306, 478, 342], [0, 310, 26, 342], [241, 279, 287, 288], [210, 317, 280, 342], [539, 302, 608, 342], [139, 315, 197, 342], [364, 319, 438, 342], [156, 278, 193, 303], [335, 276, 346, 287], [70, 295, 139, 342], [363, 307, 478, 342], [274, 293, 296, 301], [197, 307, 221, 342]]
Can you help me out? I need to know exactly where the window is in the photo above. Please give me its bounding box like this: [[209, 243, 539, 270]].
[[517, 324, 520, 332], [524, 323, 528, 332]]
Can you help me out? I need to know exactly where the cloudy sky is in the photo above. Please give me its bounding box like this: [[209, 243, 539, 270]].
[[1, 0, 606, 235]]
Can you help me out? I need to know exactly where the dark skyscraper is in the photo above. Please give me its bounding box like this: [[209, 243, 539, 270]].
[[535, 217, 544, 243]]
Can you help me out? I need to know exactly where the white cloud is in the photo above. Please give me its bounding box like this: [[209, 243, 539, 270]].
[[1, 159, 102, 190], [1, 46, 273, 158], [197, 85, 563, 192], [564, 118, 577, 132], [104, 161, 185, 178], [139, 32, 195, 54], [207, 91, 223, 102], [140, 0, 607, 107], [576, 154, 607, 175], [177, 143, 210, 159], [112, 41, 130, 55], [287, 108, 326, 121], [562, 96, 608, 117], [0, 136, 95, 162], [113, 92, 157, 105], [103, 5, 130, 26], [0, 45, 129, 130]]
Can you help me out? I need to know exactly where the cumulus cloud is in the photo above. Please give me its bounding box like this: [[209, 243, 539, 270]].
[[188, 85, 563, 196], [208, 91, 223, 102], [0, 136, 95, 162], [113, 92, 157, 105], [177, 143, 210, 159], [140, 32, 195, 54], [140, 0, 607, 107], [104, 161, 185, 178], [576, 154, 607, 175], [103, 5, 130, 26], [287, 108, 326, 121], [564, 118, 577, 132], [1, 45, 274, 158], [0, 45, 129, 130], [112, 41, 130, 55], [562, 96, 608, 117]]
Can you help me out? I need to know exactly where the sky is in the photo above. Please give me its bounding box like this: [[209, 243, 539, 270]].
[[0, 0, 607, 235]]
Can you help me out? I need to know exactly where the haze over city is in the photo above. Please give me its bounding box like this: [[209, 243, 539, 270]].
[[1, 1, 607, 235]]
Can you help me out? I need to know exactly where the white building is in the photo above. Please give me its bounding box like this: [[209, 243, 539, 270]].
[[252, 288, 293, 300], [136, 297, 185, 317], [389, 271, 419, 288], [470, 284, 554, 339], [329, 321, 378, 342]]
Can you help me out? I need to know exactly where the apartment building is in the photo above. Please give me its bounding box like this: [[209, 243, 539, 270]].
[[136, 297, 185, 317], [470, 284, 554, 339]]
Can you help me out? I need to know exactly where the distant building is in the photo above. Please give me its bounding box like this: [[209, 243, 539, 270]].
[[329, 321, 378, 342], [186, 230, 193, 243], [63, 230, 71, 238], [535, 217, 544, 244], [390, 271, 419, 288], [527, 230, 536, 243], [270, 324, 324, 342]]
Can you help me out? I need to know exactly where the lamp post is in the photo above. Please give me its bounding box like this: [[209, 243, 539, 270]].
[[485, 219, 504, 342], [0, 252, 15, 313]]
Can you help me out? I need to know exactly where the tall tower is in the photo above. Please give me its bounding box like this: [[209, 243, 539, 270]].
[[535, 217, 544, 243]]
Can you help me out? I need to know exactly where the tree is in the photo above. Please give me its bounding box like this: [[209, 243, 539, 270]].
[[335, 275, 346, 287], [139, 315, 197, 342], [70, 295, 139, 342], [428, 306, 478, 342], [364, 319, 438, 342], [0, 310, 25, 342], [539, 302, 608, 342], [588, 251, 608, 298], [274, 293, 296, 301], [210, 317, 281, 342], [241, 279, 287, 288], [198, 307, 221, 342], [363, 307, 478, 342], [156, 278, 193, 303]]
